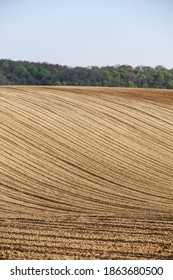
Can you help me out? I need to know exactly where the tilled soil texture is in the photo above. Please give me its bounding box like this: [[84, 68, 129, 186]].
[[0, 86, 173, 259]]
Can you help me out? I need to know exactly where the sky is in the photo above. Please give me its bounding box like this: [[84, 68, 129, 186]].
[[0, 0, 173, 68]]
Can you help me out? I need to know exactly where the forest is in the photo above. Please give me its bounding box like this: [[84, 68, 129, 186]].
[[0, 59, 173, 88]]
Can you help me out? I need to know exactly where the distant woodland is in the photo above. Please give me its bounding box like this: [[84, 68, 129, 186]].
[[0, 59, 173, 88]]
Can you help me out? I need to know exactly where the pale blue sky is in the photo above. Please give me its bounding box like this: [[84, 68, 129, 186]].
[[0, 0, 173, 68]]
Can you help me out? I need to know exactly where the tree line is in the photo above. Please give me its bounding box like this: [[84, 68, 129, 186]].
[[0, 59, 173, 88]]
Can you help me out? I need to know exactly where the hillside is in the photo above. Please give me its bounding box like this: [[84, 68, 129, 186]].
[[0, 86, 173, 259]]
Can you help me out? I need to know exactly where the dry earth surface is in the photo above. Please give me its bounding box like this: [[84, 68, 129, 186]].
[[0, 86, 173, 260]]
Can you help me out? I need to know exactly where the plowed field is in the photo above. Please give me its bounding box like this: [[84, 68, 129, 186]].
[[0, 86, 173, 259]]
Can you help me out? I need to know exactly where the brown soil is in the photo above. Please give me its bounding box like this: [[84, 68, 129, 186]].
[[0, 86, 173, 259]]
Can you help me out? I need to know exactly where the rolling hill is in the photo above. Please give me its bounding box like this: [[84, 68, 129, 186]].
[[0, 86, 173, 259]]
